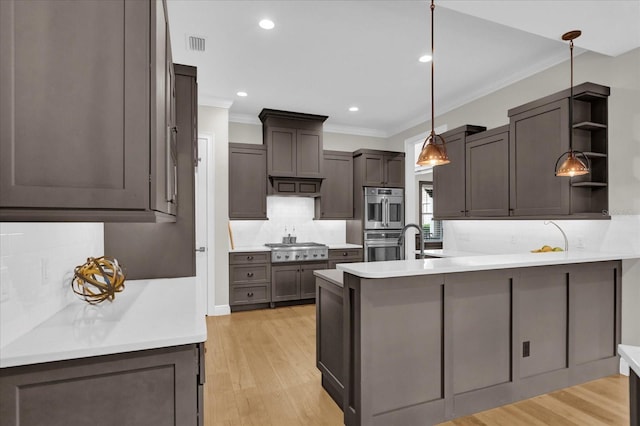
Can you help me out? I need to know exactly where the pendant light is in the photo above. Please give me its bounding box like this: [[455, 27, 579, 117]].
[[417, 0, 450, 167], [555, 30, 590, 177]]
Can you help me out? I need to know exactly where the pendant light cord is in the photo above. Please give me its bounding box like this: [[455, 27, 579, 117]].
[[430, 0, 435, 138], [569, 38, 574, 151]]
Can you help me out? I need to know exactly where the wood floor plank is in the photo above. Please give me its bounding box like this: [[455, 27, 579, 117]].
[[204, 305, 630, 426]]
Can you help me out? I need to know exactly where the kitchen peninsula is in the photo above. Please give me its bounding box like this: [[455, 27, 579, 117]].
[[316, 251, 637, 426]]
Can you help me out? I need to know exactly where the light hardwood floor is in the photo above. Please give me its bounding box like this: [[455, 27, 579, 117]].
[[203, 304, 629, 426]]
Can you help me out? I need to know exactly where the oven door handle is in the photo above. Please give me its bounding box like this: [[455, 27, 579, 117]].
[[384, 198, 389, 227], [365, 241, 401, 248]]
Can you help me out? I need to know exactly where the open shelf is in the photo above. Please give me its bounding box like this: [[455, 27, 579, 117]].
[[573, 121, 607, 131], [583, 151, 607, 158], [571, 182, 607, 188]]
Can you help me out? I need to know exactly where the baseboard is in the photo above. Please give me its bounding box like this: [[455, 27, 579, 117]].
[[620, 357, 630, 376], [212, 304, 231, 316]]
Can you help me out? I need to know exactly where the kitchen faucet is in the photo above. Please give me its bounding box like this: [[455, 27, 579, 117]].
[[398, 223, 425, 259], [544, 220, 569, 252]]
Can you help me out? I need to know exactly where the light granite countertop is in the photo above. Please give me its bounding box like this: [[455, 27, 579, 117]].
[[0, 277, 207, 368]]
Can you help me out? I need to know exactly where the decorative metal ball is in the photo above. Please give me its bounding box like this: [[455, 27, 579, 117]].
[[71, 256, 126, 304]]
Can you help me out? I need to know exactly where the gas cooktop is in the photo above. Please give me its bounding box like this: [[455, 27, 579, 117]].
[[264, 242, 328, 263]]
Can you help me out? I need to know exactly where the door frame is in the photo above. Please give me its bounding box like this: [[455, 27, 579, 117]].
[[196, 133, 216, 315]]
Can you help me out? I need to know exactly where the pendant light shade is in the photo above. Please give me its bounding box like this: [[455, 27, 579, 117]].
[[417, 131, 450, 166], [555, 30, 590, 177], [555, 150, 590, 177], [417, 0, 449, 167]]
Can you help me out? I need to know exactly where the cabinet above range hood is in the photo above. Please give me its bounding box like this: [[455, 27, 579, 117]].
[[260, 108, 328, 197]]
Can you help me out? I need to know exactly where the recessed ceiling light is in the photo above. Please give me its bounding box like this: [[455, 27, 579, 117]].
[[237, 91, 248, 97], [259, 19, 275, 30], [349, 106, 359, 112], [419, 54, 432, 63]]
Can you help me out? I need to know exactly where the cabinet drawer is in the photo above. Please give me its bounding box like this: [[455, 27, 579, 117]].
[[230, 264, 270, 284], [230, 285, 269, 305], [229, 252, 270, 265], [328, 249, 363, 261]]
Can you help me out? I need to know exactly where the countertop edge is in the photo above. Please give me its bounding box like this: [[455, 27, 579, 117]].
[[337, 252, 638, 279], [618, 344, 640, 376]]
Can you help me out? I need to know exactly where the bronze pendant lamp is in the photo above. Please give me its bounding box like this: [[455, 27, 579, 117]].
[[417, 0, 450, 167], [555, 30, 590, 177]]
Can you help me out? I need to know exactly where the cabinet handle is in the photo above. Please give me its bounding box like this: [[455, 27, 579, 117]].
[[247, 272, 254, 277], [342, 252, 348, 256], [247, 292, 254, 297], [247, 256, 254, 260]]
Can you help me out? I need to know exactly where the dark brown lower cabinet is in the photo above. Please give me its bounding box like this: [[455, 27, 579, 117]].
[[316, 273, 345, 409], [272, 262, 327, 302], [229, 252, 271, 311], [0, 344, 205, 426], [327, 248, 363, 269], [327, 261, 621, 426]]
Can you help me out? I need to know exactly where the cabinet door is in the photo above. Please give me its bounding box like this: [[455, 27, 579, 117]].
[[509, 99, 570, 216], [517, 267, 567, 379], [434, 132, 466, 217], [150, 0, 174, 215], [384, 154, 405, 188], [296, 129, 323, 178], [267, 127, 296, 177], [0, 345, 199, 426], [570, 262, 617, 365], [229, 144, 267, 219], [466, 130, 509, 217], [0, 0, 149, 211], [272, 264, 300, 302], [449, 271, 512, 396], [318, 152, 353, 219], [300, 262, 328, 299], [362, 154, 385, 186]]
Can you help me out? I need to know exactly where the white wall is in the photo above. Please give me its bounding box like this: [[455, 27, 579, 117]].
[[0, 223, 103, 346], [230, 197, 345, 247]]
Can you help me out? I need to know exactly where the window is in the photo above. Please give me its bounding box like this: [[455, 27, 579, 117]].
[[419, 181, 442, 241]]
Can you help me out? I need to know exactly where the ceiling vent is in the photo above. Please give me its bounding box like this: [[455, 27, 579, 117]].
[[186, 35, 206, 52]]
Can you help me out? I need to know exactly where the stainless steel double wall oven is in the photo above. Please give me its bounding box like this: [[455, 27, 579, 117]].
[[363, 187, 404, 261]]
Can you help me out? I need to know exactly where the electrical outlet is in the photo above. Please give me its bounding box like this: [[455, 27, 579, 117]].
[[576, 237, 585, 249], [510, 235, 517, 245]]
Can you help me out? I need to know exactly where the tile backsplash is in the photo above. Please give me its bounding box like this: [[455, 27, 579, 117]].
[[443, 215, 640, 254], [230, 196, 346, 247], [0, 223, 104, 347]]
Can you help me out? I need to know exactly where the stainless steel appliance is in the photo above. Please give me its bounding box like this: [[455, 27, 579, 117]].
[[264, 242, 328, 263], [364, 187, 404, 230], [363, 230, 404, 262]]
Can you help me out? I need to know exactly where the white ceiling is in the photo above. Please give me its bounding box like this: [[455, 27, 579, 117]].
[[166, 0, 640, 138]]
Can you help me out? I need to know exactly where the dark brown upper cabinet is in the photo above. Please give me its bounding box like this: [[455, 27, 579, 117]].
[[353, 149, 406, 188], [0, 0, 176, 222], [228, 143, 267, 220], [465, 126, 510, 217], [433, 125, 486, 219], [259, 109, 328, 179], [315, 151, 354, 219], [509, 98, 571, 216], [508, 82, 610, 218], [104, 65, 198, 280]]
